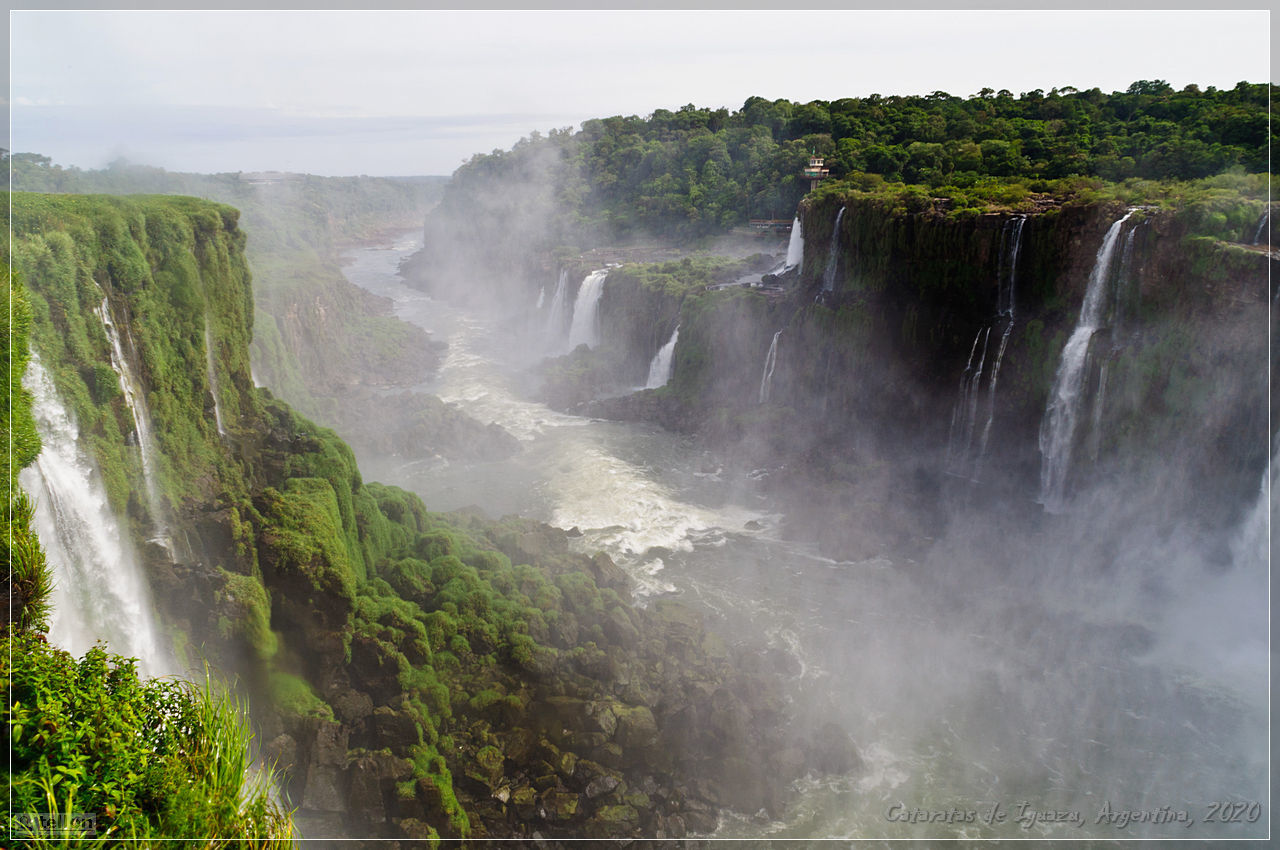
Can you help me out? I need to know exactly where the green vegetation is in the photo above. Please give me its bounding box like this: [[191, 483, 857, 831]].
[[4, 268, 52, 634], [5, 257, 293, 846], [7, 193, 257, 521], [6, 633, 293, 847], [8, 156, 444, 425], [427, 81, 1270, 251]]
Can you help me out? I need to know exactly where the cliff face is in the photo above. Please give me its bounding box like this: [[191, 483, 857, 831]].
[[569, 193, 1269, 553], [9, 192, 826, 841]]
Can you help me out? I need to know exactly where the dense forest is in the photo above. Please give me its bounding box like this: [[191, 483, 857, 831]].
[[433, 80, 1271, 249]]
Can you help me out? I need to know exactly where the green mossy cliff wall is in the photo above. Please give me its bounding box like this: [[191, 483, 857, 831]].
[[580, 193, 1269, 545], [9, 192, 830, 841]]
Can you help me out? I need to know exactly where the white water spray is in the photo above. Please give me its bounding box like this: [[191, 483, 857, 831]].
[[19, 355, 168, 674], [566, 269, 609, 350], [822, 208, 846, 292], [973, 215, 1026, 477], [96, 297, 173, 552], [759, 330, 782, 404], [946, 327, 989, 474], [1038, 210, 1135, 510], [544, 269, 569, 345], [204, 322, 228, 437], [785, 216, 804, 272], [646, 325, 680, 389]]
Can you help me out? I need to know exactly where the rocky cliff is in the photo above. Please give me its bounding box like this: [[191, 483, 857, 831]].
[[543, 187, 1270, 556], [8, 191, 843, 841]]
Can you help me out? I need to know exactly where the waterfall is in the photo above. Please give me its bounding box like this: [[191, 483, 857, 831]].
[[821, 207, 846, 292], [946, 327, 989, 474], [1252, 211, 1268, 245], [972, 215, 1027, 478], [204, 322, 228, 437], [784, 216, 804, 272], [96, 297, 172, 552], [566, 269, 609, 350], [996, 215, 1026, 319], [1038, 210, 1136, 511], [645, 325, 680, 389], [535, 285, 546, 310], [19, 355, 168, 675], [758, 330, 782, 404], [544, 269, 569, 345]]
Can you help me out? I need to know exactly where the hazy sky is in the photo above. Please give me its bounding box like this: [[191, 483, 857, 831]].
[[9, 8, 1272, 177]]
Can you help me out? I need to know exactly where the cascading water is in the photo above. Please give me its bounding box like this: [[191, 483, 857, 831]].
[[1038, 210, 1135, 511], [758, 330, 782, 404], [19, 355, 168, 675], [821, 207, 846, 291], [96, 297, 173, 552], [995, 215, 1025, 319], [204, 322, 228, 437], [544, 269, 569, 345], [566, 269, 608, 350], [784, 215, 804, 271], [345, 232, 1266, 842], [945, 327, 989, 474], [1252, 210, 1268, 245], [535, 286, 546, 310], [972, 215, 1026, 478], [645, 325, 679, 389]]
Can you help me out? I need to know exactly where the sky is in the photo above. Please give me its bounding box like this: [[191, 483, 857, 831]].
[[8, 8, 1273, 177]]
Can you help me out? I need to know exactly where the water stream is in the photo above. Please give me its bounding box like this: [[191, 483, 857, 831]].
[[20, 355, 169, 675], [341, 231, 1267, 841], [1038, 210, 1135, 511], [645, 325, 680, 389]]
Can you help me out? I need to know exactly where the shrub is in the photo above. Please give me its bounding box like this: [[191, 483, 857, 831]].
[[6, 633, 294, 845]]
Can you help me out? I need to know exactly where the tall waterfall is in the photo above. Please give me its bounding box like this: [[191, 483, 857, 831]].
[[784, 216, 804, 272], [1038, 209, 1136, 511], [995, 215, 1026, 319], [566, 269, 609, 350], [19, 355, 168, 675], [645, 325, 680, 389], [544, 269, 569, 344], [96, 297, 172, 552], [946, 327, 989, 474], [1252, 211, 1268, 245], [972, 215, 1027, 477], [821, 207, 846, 291], [204, 322, 228, 437], [758, 330, 782, 404]]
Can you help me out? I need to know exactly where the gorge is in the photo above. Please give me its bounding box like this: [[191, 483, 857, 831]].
[[5, 79, 1273, 845]]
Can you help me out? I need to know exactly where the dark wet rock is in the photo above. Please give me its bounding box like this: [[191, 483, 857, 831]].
[[614, 705, 658, 750], [809, 721, 863, 775], [330, 688, 374, 725], [264, 733, 298, 774], [311, 720, 349, 767], [541, 788, 581, 821], [345, 762, 386, 825], [302, 764, 345, 812], [369, 707, 420, 749]]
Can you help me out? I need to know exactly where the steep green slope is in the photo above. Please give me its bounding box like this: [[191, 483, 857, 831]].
[[9, 191, 824, 840], [4, 264, 293, 846], [8, 158, 511, 467], [539, 176, 1270, 557], [410, 82, 1271, 304]]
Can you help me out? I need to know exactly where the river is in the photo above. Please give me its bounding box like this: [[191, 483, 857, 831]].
[[340, 232, 1269, 842]]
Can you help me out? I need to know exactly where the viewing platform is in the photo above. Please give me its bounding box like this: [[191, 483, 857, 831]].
[[748, 219, 794, 233]]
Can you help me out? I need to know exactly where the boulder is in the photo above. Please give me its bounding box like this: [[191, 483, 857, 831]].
[[614, 705, 658, 750]]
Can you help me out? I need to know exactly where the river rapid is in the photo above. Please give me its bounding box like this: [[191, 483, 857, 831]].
[[341, 233, 1268, 843]]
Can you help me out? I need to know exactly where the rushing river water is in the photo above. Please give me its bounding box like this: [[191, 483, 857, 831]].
[[342, 233, 1268, 843]]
